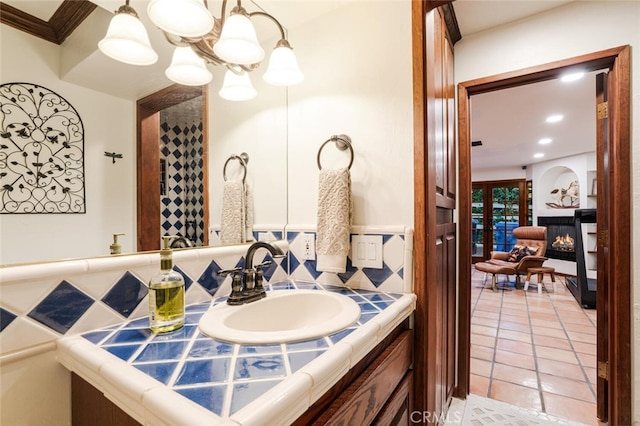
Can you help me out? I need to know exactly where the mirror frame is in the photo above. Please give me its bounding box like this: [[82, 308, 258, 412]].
[[136, 84, 209, 251]]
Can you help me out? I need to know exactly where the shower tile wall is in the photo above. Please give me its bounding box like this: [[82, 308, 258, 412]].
[[160, 120, 204, 245]]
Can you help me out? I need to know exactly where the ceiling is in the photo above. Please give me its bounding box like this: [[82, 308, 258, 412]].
[[2, 0, 593, 171]]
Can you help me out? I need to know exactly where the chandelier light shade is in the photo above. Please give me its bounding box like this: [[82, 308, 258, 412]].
[[218, 70, 257, 101], [263, 42, 304, 86], [98, 6, 158, 66], [165, 47, 213, 86], [147, 0, 214, 38], [213, 10, 264, 65], [99, 0, 303, 99]]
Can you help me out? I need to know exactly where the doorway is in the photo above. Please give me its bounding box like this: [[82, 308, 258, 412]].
[[136, 85, 209, 252], [457, 47, 631, 424]]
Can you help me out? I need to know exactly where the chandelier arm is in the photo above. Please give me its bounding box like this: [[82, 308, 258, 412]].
[[248, 11, 286, 41], [163, 31, 190, 48]]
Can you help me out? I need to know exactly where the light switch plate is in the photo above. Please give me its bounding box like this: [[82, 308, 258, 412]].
[[351, 235, 383, 268]]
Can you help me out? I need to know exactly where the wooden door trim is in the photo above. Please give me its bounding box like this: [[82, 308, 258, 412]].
[[136, 84, 208, 252], [457, 46, 631, 424]]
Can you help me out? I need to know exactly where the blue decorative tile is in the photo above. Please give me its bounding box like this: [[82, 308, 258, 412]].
[[373, 301, 392, 310], [272, 231, 283, 240], [359, 303, 381, 313], [188, 339, 234, 358], [174, 265, 193, 291], [271, 282, 296, 290], [362, 263, 394, 288], [177, 385, 226, 416], [0, 307, 17, 332], [230, 380, 281, 415], [135, 341, 191, 362], [358, 292, 394, 303], [234, 355, 286, 381], [104, 328, 152, 345], [101, 272, 148, 318], [105, 344, 141, 361], [175, 358, 231, 385], [337, 257, 358, 283], [28, 280, 94, 334], [358, 313, 377, 325], [286, 338, 328, 352], [381, 234, 394, 244], [81, 330, 113, 345], [134, 362, 178, 385], [238, 344, 282, 355], [286, 231, 300, 242], [151, 325, 197, 341], [303, 259, 323, 280], [294, 282, 323, 290], [329, 328, 355, 344], [398, 267, 404, 279], [288, 350, 326, 373], [197, 261, 226, 296], [288, 252, 301, 275]]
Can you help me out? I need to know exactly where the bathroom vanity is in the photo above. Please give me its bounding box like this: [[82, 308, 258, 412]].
[[57, 282, 416, 425]]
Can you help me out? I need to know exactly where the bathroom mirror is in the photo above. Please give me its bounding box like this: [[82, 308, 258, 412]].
[[0, 0, 288, 265]]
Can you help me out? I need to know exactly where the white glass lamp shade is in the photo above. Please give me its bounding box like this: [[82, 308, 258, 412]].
[[218, 70, 257, 101], [213, 14, 264, 65], [165, 47, 213, 86], [147, 0, 214, 37], [263, 45, 304, 86], [98, 12, 158, 65]]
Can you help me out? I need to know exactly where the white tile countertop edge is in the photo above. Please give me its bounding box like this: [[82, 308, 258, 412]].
[[56, 292, 417, 425]]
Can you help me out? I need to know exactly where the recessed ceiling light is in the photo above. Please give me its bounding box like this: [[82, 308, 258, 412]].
[[539, 138, 552, 145], [561, 71, 585, 82], [546, 114, 564, 123], [534, 153, 544, 158]]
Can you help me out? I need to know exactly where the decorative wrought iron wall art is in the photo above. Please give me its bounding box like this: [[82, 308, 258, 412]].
[[0, 82, 85, 213]]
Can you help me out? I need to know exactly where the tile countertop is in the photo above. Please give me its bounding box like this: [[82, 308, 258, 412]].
[[57, 281, 417, 426]]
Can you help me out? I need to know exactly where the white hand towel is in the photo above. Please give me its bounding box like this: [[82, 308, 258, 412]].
[[221, 180, 245, 244], [244, 182, 254, 241], [316, 167, 351, 273]]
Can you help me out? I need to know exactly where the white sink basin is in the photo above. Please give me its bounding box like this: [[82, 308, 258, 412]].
[[198, 290, 361, 344]]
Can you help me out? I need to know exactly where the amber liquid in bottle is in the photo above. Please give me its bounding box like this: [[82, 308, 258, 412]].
[[149, 279, 185, 333]]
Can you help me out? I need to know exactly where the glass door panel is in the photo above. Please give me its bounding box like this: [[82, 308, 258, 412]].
[[472, 188, 484, 259]]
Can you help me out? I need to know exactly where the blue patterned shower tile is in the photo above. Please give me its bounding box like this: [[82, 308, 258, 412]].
[[230, 380, 281, 415], [0, 307, 17, 332], [175, 358, 231, 386], [134, 361, 178, 385], [177, 384, 227, 416], [101, 272, 148, 318], [105, 344, 141, 362], [288, 350, 326, 373], [28, 281, 94, 334], [234, 355, 285, 381]]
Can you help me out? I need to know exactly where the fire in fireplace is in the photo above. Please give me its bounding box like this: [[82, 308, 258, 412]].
[[552, 234, 575, 251], [537, 216, 577, 261]]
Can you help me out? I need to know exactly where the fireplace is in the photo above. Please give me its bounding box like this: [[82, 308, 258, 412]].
[[537, 216, 577, 261]]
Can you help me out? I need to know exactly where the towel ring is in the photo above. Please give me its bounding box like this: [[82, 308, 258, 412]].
[[317, 134, 354, 170], [223, 152, 249, 183]]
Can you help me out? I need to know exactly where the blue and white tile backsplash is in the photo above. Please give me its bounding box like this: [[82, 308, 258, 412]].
[[0, 225, 412, 357]]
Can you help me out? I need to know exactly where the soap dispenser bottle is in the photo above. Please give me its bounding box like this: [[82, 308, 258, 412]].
[[149, 236, 185, 333], [110, 233, 125, 255]]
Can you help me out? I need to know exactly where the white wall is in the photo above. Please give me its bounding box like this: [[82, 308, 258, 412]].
[[286, 1, 414, 228], [0, 26, 136, 265], [454, 1, 640, 421], [472, 166, 527, 182]]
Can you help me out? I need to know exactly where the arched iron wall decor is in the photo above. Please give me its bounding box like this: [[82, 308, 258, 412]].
[[0, 82, 85, 213]]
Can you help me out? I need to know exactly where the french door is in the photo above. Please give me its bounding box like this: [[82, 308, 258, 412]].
[[471, 179, 528, 262]]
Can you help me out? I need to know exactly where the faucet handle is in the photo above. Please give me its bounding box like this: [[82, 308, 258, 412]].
[[254, 260, 272, 270], [217, 267, 242, 276]]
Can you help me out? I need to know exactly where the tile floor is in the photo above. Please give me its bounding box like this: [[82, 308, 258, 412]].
[[469, 267, 598, 425]]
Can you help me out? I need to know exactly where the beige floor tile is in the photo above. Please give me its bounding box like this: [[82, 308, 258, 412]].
[[577, 351, 597, 368], [499, 320, 531, 333], [532, 326, 567, 339], [533, 334, 573, 351], [539, 373, 595, 403], [498, 328, 532, 344], [492, 363, 538, 389], [542, 392, 598, 425], [470, 344, 494, 362], [572, 341, 597, 354], [470, 373, 490, 397], [496, 338, 533, 356], [536, 358, 587, 382], [471, 333, 496, 348], [536, 346, 580, 365], [494, 349, 535, 370], [489, 379, 542, 411], [471, 357, 493, 378]]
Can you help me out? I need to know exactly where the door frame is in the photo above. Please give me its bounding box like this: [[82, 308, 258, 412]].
[[456, 46, 631, 424], [136, 84, 209, 252]]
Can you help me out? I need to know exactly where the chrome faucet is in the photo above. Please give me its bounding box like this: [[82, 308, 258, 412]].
[[218, 241, 286, 305]]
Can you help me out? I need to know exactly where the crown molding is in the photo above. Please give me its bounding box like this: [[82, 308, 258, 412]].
[[0, 0, 97, 45]]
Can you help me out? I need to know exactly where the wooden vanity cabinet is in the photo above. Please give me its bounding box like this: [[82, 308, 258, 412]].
[[72, 323, 413, 426], [294, 323, 413, 426]]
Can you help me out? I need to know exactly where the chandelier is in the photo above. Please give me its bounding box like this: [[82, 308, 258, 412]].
[[98, 0, 304, 101]]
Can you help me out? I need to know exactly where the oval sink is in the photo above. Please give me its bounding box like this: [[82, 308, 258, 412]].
[[198, 290, 361, 344]]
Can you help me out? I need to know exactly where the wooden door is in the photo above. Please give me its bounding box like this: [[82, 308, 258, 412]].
[[412, 1, 458, 420]]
